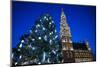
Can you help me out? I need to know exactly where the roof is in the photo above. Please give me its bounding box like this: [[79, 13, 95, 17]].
[[72, 42, 88, 50]]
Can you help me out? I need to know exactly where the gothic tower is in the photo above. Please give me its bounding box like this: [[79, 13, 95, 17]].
[[60, 8, 74, 63], [60, 8, 73, 50]]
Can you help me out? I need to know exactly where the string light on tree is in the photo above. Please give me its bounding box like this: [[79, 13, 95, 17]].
[[49, 16, 52, 20], [44, 35, 47, 41], [21, 40, 24, 43], [55, 30, 57, 33], [28, 44, 32, 48], [52, 50, 56, 54], [49, 22, 52, 25], [36, 24, 40, 28], [18, 49, 20, 51], [46, 18, 48, 21], [49, 39, 52, 45], [19, 43, 22, 48], [12, 53, 14, 58], [32, 38, 35, 41], [15, 62, 18, 65], [43, 27, 45, 30], [49, 32, 52, 35], [51, 31, 53, 34], [44, 16, 46, 19], [40, 19, 42, 22], [38, 62, 41, 65], [29, 30, 32, 33], [19, 55, 22, 59], [32, 47, 35, 51], [52, 21, 54, 23], [38, 37, 41, 40], [35, 30, 37, 33], [55, 35, 58, 39]]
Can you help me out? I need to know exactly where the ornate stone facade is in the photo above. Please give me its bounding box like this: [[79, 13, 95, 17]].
[[60, 8, 93, 63]]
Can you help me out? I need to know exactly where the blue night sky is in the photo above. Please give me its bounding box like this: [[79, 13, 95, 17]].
[[12, 1, 96, 54]]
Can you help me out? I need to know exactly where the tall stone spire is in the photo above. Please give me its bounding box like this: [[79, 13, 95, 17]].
[[60, 8, 73, 50], [60, 8, 71, 38]]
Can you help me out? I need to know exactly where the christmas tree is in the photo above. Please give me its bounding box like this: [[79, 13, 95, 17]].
[[12, 14, 62, 66]]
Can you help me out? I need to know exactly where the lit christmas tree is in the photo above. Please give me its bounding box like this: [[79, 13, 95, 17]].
[[12, 14, 62, 66]]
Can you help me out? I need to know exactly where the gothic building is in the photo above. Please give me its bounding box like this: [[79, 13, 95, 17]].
[[60, 8, 93, 63]]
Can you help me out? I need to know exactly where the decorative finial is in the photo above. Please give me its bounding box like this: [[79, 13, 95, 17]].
[[61, 8, 64, 12], [85, 41, 91, 51], [61, 8, 65, 17]]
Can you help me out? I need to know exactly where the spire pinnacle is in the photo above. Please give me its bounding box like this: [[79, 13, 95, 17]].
[[61, 8, 63, 12], [61, 8, 65, 17]]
